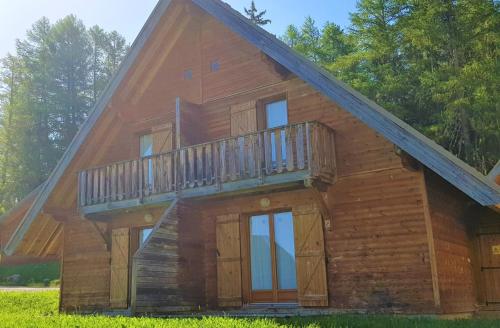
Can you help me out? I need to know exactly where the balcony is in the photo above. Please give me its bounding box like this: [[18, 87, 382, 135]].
[[78, 121, 336, 215]]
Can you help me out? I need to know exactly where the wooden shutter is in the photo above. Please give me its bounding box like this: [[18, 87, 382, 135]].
[[293, 204, 328, 307], [152, 123, 174, 154], [230, 101, 257, 136], [216, 213, 242, 307], [110, 227, 130, 308]]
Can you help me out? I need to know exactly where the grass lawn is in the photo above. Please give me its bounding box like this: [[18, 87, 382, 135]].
[[0, 291, 499, 327]]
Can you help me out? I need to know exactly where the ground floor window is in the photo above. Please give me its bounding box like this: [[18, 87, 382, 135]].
[[249, 211, 297, 303], [139, 227, 153, 246]]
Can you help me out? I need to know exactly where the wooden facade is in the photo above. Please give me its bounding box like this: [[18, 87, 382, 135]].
[[1, 0, 499, 317]]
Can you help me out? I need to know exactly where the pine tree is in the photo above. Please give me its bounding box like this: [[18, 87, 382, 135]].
[[282, 0, 499, 173], [0, 55, 24, 211], [244, 1, 271, 26], [282, 19, 351, 66], [0, 16, 128, 213]]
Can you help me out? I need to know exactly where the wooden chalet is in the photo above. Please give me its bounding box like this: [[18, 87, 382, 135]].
[[1, 0, 499, 316]]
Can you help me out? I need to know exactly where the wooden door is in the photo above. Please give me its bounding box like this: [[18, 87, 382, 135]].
[[110, 228, 130, 308], [216, 213, 242, 307], [479, 233, 500, 304], [230, 101, 257, 136], [152, 123, 174, 154], [293, 204, 328, 307]]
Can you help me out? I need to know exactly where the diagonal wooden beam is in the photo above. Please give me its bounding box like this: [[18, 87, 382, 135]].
[[37, 223, 63, 257], [24, 214, 58, 256], [119, 3, 184, 100], [130, 16, 192, 105]]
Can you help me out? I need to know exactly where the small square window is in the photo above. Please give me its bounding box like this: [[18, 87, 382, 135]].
[[183, 69, 193, 80], [210, 60, 220, 72]]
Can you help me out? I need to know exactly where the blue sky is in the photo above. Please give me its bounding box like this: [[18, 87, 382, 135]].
[[0, 0, 357, 58]]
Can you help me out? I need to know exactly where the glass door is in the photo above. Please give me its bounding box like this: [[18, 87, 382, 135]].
[[249, 211, 297, 303], [265, 99, 288, 166], [140, 134, 153, 190]]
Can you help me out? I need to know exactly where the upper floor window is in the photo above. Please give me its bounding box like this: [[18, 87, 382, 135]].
[[265, 99, 288, 129], [183, 69, 193, 80], [210, 60, 220, 72], [140, 134, 153, 158]]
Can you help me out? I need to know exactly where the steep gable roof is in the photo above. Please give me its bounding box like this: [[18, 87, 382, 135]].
[[3, 0, 499, 255]]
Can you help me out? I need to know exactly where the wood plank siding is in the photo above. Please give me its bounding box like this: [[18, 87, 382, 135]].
[[424, 170, 477, 314], [60, 219, 110, 311], [8, 1, 495, 316], [325, 169, 437, 313], [132, 201, 204, 313]]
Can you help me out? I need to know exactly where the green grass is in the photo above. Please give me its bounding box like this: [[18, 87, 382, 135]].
[[0, 262, 59, 286], [0, 291, 498, 327]]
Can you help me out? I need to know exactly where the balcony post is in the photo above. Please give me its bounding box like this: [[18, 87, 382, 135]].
[[138, 159, 143, 203], [306, 122, 313, 175]]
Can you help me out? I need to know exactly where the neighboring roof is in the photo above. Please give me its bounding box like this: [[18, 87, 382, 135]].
[[488, 161, 500, 182], [3, 0, 499, 255]]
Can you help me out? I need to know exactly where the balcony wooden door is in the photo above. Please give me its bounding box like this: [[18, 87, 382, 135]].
[[230, 101, 257, 136], [152, 123, 174, 154]]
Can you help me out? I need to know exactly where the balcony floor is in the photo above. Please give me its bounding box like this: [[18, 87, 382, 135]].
[[81, 170, 310, 216]]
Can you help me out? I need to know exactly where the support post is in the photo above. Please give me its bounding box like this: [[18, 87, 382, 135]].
[[176, 97, 181, 149]]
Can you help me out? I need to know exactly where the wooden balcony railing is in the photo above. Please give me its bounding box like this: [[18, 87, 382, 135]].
[[78, 121, 336, 208]]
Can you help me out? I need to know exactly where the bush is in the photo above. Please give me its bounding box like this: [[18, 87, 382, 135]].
[[0, 262, 59, 286]]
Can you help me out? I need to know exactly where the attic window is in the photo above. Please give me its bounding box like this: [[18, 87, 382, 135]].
[[183, 69, 193, 80], [210, 60, 220, 72]]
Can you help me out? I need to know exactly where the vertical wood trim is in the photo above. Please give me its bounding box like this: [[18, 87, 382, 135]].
[[130, 254, 138, 314], [269, 213, 278, 302], [240, 215, 250, 304], [471, 227, 486, 307], [128, 228, 139, 313], [419, 169, 441, 309], [59, 226, 65, 312]]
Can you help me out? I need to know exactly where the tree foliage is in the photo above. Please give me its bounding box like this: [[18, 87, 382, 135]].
[[0, 16, 128, 213], [282, 0, 499, 174], [244, 1, 271, 26]]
